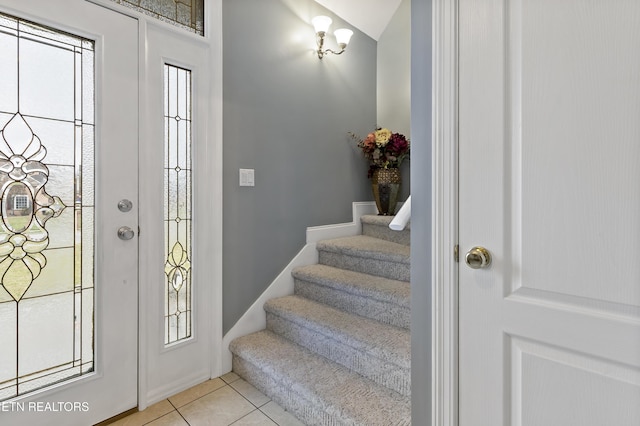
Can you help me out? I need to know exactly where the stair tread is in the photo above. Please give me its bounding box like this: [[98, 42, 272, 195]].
[[317, 235, 410, 263], [293, 264, 410, 307], [265, 295, 410, 368], [230, 330, 411, 425]]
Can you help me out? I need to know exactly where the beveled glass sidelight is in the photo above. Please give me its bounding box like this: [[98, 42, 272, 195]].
[[163, 64, 192, 345], [0, 12, 94, 401]]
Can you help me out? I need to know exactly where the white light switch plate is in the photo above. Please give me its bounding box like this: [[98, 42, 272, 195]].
[[239, 168, 255, 187]]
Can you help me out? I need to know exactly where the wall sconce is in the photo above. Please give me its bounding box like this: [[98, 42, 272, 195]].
[[312, 16, 353, 59]]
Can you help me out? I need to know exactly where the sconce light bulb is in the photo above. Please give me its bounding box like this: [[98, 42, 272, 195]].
[[334, 28, 353, 48], [312, 15, 332, 34]]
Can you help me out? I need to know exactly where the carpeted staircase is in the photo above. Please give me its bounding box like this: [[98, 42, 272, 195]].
[[229, 215, 411, 425]]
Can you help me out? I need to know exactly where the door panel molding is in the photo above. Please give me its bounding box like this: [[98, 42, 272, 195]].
[[507, 287, 640, 320], [509, 334, 640, 425]]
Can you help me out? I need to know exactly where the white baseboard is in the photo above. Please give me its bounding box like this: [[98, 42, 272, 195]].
[[220, 201, 377, 373], [306, 201, 378, 243]]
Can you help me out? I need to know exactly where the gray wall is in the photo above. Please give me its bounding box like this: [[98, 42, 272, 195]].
[[222, 0, 377, 333], [377, 0, 411, 200], [377, 0, 411, 135], [410, 0, 432, 423]]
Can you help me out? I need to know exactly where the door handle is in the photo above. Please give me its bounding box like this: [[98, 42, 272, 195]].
[[465, 246, 492, 269], [117, 226, 135, 241]]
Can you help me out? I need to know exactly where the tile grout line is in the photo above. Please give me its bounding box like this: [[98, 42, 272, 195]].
[[257, 404, 283, 426], [166, 397, 192, 426], [118, 374, 293, 426], [227, 407, 263, 426], [168, 381, 273, 426], [224, 374, 303, 425], [139, 398, 179, 426], [226, 383, 281, 426], [170, 382, 231, 426]]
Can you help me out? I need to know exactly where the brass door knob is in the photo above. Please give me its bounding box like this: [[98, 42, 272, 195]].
[[465, 246, 492, 269]]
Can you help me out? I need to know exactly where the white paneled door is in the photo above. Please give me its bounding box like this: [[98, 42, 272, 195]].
[[0, 1, 138, 424], [458, 0, 640, 425]]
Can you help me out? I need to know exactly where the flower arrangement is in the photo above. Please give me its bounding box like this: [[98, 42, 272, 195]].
[[350, 128, 410, 178]]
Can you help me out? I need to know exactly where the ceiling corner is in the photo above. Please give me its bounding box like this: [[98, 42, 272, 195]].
[[312, 0, 403, 41]]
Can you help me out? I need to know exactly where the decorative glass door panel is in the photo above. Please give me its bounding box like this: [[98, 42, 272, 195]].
[[0, 12, 94, 401], [164, 64, 192, 345]]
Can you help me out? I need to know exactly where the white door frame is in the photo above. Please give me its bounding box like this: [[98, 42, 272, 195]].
[[431, 0, 458, 425]]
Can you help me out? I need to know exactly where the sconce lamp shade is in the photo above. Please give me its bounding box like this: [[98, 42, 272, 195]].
[[334, 28, 353, 47], [312, 15, 332, 33]]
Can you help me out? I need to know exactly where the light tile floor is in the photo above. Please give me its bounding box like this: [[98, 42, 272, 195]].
[[108, 372, 304, 426]]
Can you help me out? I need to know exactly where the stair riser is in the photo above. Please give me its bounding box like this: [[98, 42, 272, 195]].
[[230, 330, 411, 425], [318, 251, 410, 282], [232, 356, 352, 426], [266, 312, 411, 397], [362, 223, 410, 246], [294, 279, 410, 330]]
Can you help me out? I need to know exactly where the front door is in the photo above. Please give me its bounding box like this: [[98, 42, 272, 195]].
[[0, 1, 138, 424], [458, 0, 640, 424]]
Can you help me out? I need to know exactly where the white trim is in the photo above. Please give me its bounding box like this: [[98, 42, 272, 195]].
[[306, 202, 378, 243], [207, 0, 225, 382], [432, 0, 459, 425], [220, 202, 377, 373], [137, 17, 150, 412]]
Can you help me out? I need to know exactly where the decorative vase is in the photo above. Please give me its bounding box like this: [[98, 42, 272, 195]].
[[371, 167, 401, 215]]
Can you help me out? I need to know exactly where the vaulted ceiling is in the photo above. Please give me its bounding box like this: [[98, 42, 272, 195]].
[[313, 0, 403, 41]]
